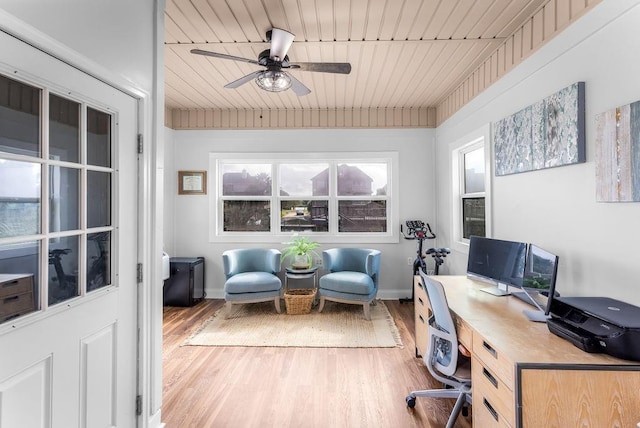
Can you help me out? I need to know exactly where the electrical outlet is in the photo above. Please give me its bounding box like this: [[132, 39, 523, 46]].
[[407, 257, 413, 266], [315, 257, 323, 267]]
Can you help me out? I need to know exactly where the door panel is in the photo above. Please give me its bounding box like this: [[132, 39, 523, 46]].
[[0, 29, 138, 428]]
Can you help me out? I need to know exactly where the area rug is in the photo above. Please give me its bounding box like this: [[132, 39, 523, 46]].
[[184, 300, 403, 348]]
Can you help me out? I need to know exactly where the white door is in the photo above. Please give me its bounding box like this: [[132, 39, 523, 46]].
[[0, 30, 138, 427]]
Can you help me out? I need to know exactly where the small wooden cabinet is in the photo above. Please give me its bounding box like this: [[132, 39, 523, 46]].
[[0, 273, 36, 323]]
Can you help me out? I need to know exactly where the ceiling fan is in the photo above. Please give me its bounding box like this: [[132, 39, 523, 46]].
[[191, 28, 351, 96]]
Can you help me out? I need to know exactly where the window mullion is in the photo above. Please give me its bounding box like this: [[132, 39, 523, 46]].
[[79, 103, 88, 295], [41, 88, 51, 310], [272, 162, 279, 233]]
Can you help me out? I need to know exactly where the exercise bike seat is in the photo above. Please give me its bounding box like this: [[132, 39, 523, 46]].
[[426, 247, 450, 255]]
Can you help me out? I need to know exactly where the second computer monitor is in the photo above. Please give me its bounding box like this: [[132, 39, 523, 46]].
[[514, 244, 560, 322], [522, 244, 559, 314]]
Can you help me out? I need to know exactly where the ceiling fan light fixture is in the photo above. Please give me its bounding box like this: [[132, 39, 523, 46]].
[[255, 70, 292, 92]]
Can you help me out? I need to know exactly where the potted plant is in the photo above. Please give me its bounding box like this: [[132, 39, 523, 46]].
[[282, 235, 320, 269]]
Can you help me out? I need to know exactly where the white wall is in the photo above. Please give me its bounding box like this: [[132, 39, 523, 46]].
[[166, 128, 436, 299], [0, 0, 155, 93], [435, 0, 640, 306], [164, 127, 177, 254]]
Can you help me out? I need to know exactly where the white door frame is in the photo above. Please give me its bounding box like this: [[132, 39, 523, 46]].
[[0, 3, 164, 427]]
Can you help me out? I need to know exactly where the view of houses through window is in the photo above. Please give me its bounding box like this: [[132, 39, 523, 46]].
[[214, 155, 393, 236]]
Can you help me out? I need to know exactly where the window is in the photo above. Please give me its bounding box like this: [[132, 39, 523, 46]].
[[451, 125, 491, 250], [461, 146, 486, 239], [0, 73, 114, 321], [210, 153, 398, 243]]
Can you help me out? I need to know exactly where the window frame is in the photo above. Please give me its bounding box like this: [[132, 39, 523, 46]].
[[208, 152, 399, 244], [450, 125, 492, 254], [0, 73, 117, 316]]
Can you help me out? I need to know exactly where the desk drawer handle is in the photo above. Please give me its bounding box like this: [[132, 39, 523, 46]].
[[3, 296, 20, 303], [482, 340, 498, 358], [2, 280, 19, 288], [483, 398, 499, 422], [418, 314, 425, 324], [417, 297, 424, 306], [482, 367, 498, 388]]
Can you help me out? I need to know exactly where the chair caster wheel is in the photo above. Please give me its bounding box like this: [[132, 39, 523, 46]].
[[462, 405, 469, 417], [406, 395, 416, 408]]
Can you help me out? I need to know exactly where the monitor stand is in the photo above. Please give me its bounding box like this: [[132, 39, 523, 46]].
[[523, 309, 550, 323], [480, 286, 510, 296]]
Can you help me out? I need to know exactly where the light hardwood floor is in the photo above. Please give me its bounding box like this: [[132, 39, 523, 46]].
[[162, 299, 473, 427]]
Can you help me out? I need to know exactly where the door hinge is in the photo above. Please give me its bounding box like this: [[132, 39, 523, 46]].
[[136, 395, 142, 416], [137, 263, 143, 283], [137, 134, 143, 154]]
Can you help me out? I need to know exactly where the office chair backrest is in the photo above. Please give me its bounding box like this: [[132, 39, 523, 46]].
[[419, 270, 459, 377]]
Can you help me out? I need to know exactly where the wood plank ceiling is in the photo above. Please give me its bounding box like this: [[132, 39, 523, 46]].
[[164, 0, 594, 128]]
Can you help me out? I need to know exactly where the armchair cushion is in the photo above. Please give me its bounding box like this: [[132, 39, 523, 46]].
[[318, 271, 374, 295], [225, 271, 282, 294]]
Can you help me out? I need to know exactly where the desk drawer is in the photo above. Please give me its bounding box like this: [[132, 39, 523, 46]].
[[455, 316, 473, 350], [0, 276, 33, 299], [472, 356, 515, 427], [472, 331, 514, 386], [474, 394, 513, 428], [1, 291, 34, 321]]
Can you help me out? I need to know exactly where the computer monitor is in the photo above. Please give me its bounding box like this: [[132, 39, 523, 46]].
[[466, 236, 527, 296], [512, 244, 559, 322]]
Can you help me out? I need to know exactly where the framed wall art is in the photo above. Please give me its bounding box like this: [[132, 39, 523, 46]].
[[178, 170, 207, 195], [494, 82, 586, 176], [595, 100, 640, 202]]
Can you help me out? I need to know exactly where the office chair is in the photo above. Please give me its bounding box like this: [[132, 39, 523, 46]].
[[406, 270, 472, 428], [222, 248, 283, 319]]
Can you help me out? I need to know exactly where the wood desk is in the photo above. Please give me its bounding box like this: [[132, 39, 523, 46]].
[[413, 275, 640, 427]]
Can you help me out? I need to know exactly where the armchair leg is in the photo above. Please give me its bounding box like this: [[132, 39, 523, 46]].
[[274, 296, 281, 313], [318, 296, 326, 313], [224, 301, 233, 319], [363, 302, 371, 320]]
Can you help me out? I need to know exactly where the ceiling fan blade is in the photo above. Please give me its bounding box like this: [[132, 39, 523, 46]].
[[287, 74, 311, 96], [224, 71, 263, 89], [191, 49, 260, 66], [289, 62, 352, 74], [269, 28, 295, 61]]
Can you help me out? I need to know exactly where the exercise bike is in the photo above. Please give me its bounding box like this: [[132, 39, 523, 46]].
[[48, 233, 110, 304], [399, 220, 450, 303], [49, 248, 78, 303]]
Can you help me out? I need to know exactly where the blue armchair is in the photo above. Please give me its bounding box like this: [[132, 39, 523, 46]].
[[318, 248, 381, 320], [222, 248, 282, 318]]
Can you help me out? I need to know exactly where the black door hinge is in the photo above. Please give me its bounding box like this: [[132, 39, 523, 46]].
[[137, 263, 143, 283], [136, 395, 142, 416], [137, 134, 143, 154]]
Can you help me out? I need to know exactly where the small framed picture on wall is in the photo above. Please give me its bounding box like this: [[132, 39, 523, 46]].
[[178, 170, 207, 195]]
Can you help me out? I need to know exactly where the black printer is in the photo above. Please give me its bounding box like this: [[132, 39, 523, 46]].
[[547, 296, 640, 362]]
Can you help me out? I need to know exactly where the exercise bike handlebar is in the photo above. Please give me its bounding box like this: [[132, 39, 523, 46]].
[[401, 222, 436, 240]]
